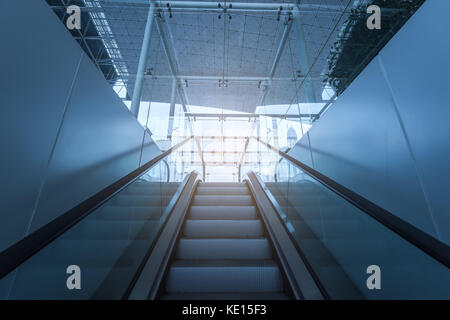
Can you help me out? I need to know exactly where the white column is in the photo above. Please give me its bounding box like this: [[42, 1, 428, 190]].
[[130, 1, 156, 118]]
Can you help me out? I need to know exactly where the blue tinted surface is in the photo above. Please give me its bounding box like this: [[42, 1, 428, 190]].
[[242, 141, 450, 299], [1, 149, 188, 299]]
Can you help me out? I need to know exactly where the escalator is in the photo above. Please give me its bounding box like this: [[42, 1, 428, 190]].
[[0, 137, 449, 300], [243, 138, 450, 299], [162, 182, 289, 300]]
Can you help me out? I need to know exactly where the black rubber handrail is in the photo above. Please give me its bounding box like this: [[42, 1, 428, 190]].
[[251, 136, 450, 267], [123, 171, 199, 300], [0, 136, 193, 279]]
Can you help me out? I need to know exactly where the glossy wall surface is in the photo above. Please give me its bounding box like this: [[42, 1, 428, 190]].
[[1, 148, 188, 300], [289, 0, 450, 244], [0, 0, 161, 254]]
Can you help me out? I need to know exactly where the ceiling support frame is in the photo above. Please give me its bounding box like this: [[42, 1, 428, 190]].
[[100, 1, 348, 14], [119, 75, 330, 82], [184, 113, 316, 119]]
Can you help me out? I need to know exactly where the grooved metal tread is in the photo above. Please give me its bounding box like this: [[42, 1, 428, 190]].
[[163, 182, 289, 299], [162, 292, 289, 300]]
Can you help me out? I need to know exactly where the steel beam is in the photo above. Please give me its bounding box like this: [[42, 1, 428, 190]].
[[101, 1, 346, 14], [176, 161, 274, 166], [119, 74, 320, 82], [181, 150, 261, 154], [130, 1, 156, 118], [185, 113, 316, 119], [102, 1, 294, 11]]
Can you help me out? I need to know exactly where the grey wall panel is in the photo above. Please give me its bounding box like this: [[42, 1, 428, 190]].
[[0, 0, 84, 251], [308, 59, 437, 239], [0, 0, 161, 250], [289, 1, 446, 242], [377, 1, 450, 243], [29, 53, 159, 232]]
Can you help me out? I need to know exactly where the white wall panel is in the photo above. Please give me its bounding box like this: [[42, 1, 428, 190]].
[[0, 0, 84, 250]]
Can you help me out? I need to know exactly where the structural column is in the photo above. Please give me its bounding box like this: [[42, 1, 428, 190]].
[[292, 9, 316, 103], [130, 1, 156, 118]]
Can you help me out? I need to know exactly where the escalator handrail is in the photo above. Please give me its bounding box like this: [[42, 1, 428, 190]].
[[123, 171, 199, 299], [0, 136, 193, 279], [245, 172, 327, 300], [251, 136, 450, 267], [128, 171, 201, 300]]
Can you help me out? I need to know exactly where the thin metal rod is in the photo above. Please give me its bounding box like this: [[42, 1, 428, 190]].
[[185, 112, 316, 119], [119, 74, 326, 82]]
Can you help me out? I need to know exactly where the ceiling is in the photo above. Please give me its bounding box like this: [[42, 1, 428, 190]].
[[94, 0, 355, 113]]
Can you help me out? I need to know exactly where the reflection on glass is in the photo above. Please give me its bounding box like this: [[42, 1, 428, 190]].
[[3, 151, 188, 299], [242, 141, 450, 299]]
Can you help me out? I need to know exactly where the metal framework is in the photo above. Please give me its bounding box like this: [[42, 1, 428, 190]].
[[154, 15, 190, 113], [257, 16, 293, 107], [99, 1, 348, 14], [184, 113, 317, 119]]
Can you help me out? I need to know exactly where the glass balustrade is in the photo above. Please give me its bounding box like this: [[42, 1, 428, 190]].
[[242, 139, 450, 299], [1, 145, 194, 300]]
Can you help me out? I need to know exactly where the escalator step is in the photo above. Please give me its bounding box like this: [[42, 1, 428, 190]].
[[199, 182, 247, 187], [192, 195, 253, 206], [196, 186, 249, 195], [176, 238, 272, 260], [165, 260, 283, 293], [189, 206, 258, 220], [183, 219, 263, 238]]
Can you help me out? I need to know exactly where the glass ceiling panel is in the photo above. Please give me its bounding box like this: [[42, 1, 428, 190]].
[[48, 0, 425, 181]]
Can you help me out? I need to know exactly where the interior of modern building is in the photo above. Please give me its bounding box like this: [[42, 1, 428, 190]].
[[0, 0, 449, 300]]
